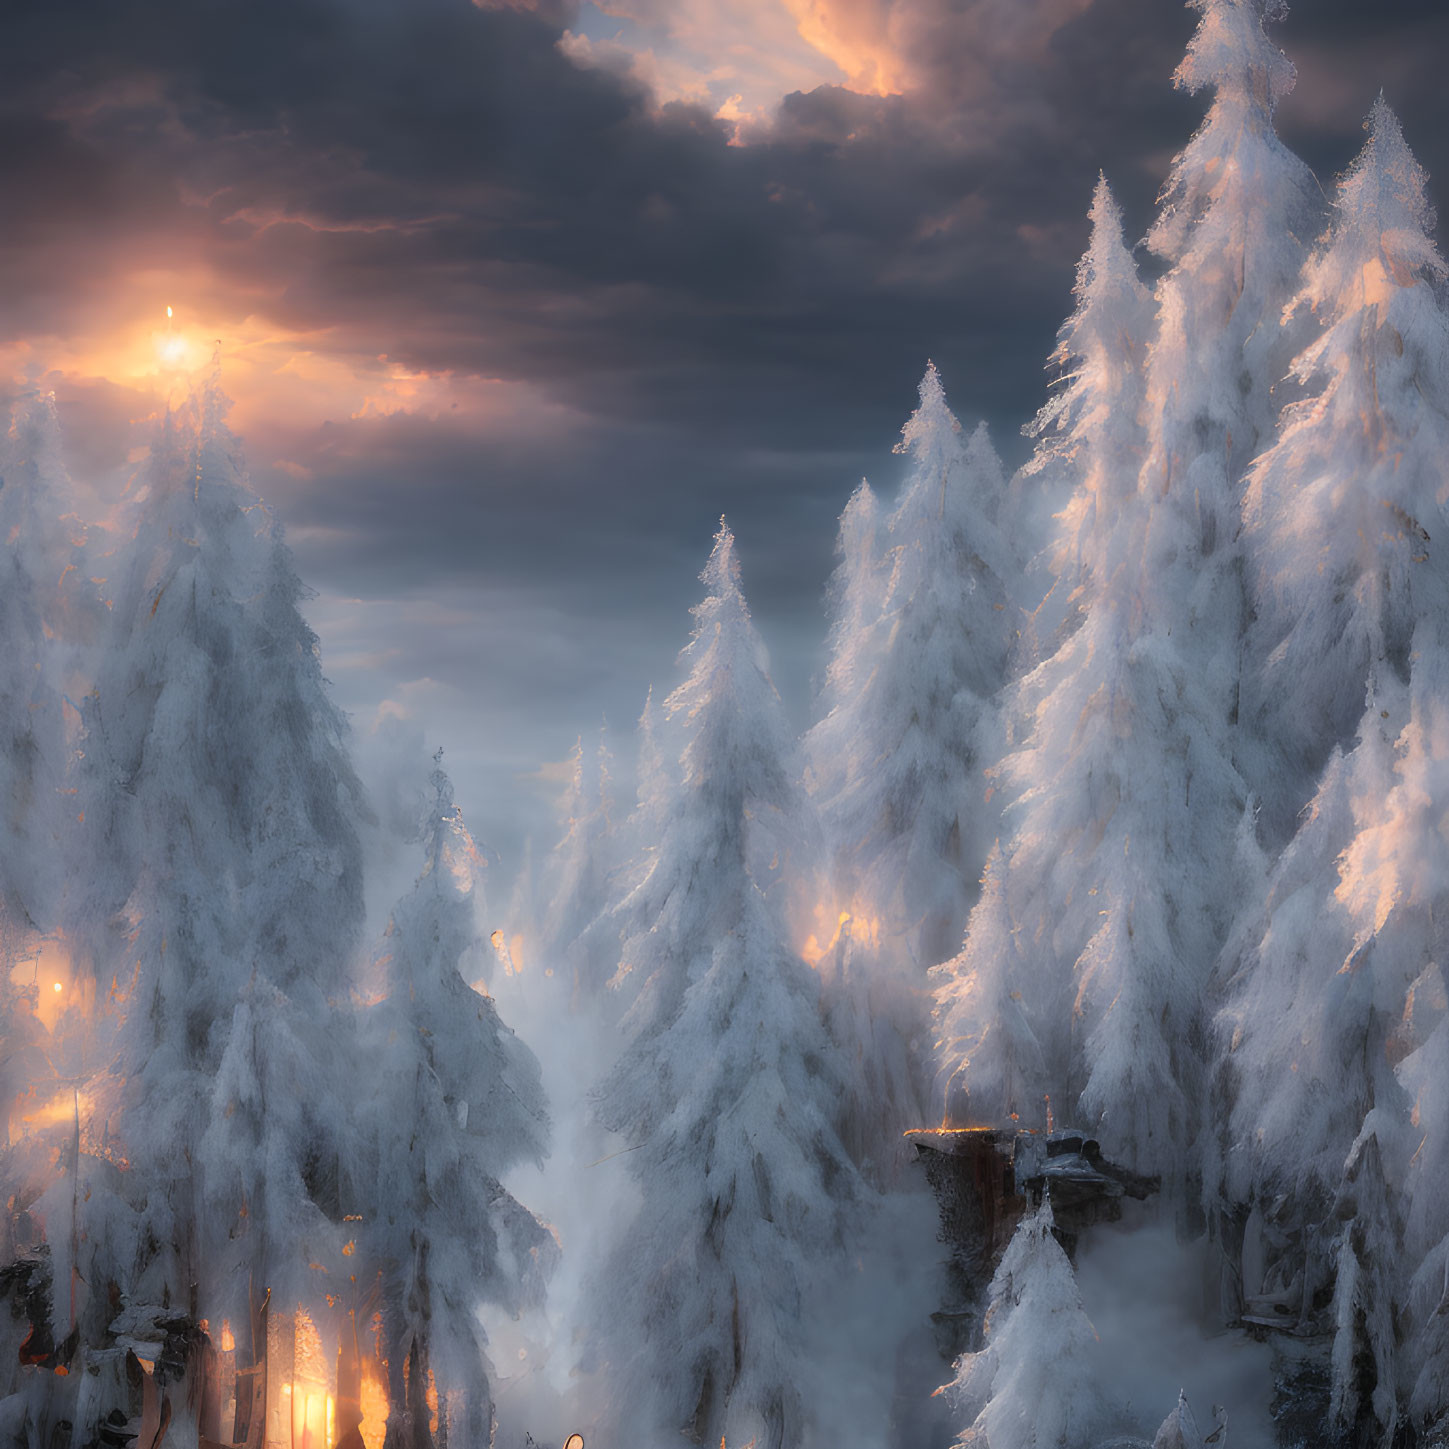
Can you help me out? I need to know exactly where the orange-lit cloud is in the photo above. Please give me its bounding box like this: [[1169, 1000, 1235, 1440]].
[[780, 0, 907, 96], [564, 0, 1103, 126], [569, 0, 907, 123]]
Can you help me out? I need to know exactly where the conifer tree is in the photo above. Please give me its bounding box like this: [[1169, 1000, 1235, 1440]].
[[1329, 1129, 1401, 1446], [1020, 176, 1155, 657], [0, 394, 81, 936], [1144, 0, 1320, 539], [1220, 643, 1449, 1428], [935, 185, 1243, 1176], [355, 760, 553, 1449], [1407, 1234, 1449, 1445], [808, 480, 885, 801], [1139, 0, 1321, 762], [1151, 1391, 1212, 1449], [1404, 1018, 1449, 1440], [940, 1196, 1117, 1449], [1241, 98, 1449, 830], [0, 398, 70, 1260], [588, 521, 862, 1449], [808, 480, 932, 1172], [933, 844, 1047, 1129], [1217, 730, 1380, 1207], [626, 685, 672, 854], [1345, 660, 1449, 1437], [808, 366, 1014, 971], [67, 375, 370, 1325], [1214, 688, 1408, 1398]]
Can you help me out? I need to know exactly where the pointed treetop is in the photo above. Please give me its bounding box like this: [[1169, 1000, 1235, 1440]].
[[1088, 169, 1118, 231], [1063, 173, 1152, 360], [895, 361, 961, 463], [1026, 173, 1150, 462], [839, 477, 878, 543], [636, 684, 659, 759], [682, 517, 754, 670], [1031, 1188, 1056, 1237], [996, 1192, 1059, 1275], [961, 419, 1000, 475], [420, 754, 483, 900], [1080, 174, 1146, 307], [1337, 94, 1440, 260], [1175, 0, 1296, 114], [424, 749, 455, 837], [698, 514, 743, 607], [629, 682, 673, 831], [1152, 1390, 1204, 1449], [823, 479, 882, 641], [667, 519, 791, 813]]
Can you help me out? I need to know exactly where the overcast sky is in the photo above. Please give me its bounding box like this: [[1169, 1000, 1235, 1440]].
[[3, 0, 1446, 873]]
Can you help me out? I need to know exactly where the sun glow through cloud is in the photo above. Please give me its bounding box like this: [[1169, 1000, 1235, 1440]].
[[0, 286, 583, 531]]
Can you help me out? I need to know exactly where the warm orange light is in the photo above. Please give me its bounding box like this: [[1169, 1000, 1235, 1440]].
[[9, 939, 76, 1031], [291, 1385, 330, 1449], [359, 1368, 389, 1449], [780, 0, 905, 95], [157, 333, 191, 368], [801, 905, 881, 966], [489, 930, 526, 976]]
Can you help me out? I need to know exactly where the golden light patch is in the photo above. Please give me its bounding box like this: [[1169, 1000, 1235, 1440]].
[[781, 0, 905, 95]]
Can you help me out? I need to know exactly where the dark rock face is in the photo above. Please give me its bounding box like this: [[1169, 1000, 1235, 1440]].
[[905, 1125, 1158, 1359]]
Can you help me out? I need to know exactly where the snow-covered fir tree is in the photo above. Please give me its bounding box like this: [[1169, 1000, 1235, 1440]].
[[940, 1196, 1117, 1449], [1019, 175, 1155, 658], [588, 521, 863, 1449], [1151, 1391, 1227, 1449], [808, 365, 1015, 972], [1219, 638, 1449, 1434], [1329, 1129, 1401, 1446], [1134, 0, 1322, 869], [936, 180, 1245, 1178], [807, 479, 927, 1176], [355, 759, 553, 1449], [807, 479, 885, 787], [1217, 718, 1389, 1208], [933, 180, 1148, 1135], [1339, 654, 1449, 1439], [1140, 0, 1320, 621], [1404, 1008, 1449, 1442], [933, 178, 1150, 1134], [65, 375, 371, 1332], [933, 843, 1047, 1130], [0, 394, 82, 937], [1241, 98, 1449, 833]]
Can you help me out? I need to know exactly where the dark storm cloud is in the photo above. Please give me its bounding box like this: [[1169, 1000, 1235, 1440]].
[[7, 0, 1443, 436], [5, 0, 1447, 849]]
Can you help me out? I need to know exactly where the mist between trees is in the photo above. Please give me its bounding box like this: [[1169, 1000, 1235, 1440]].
[[4, 2, 1449, 1447]]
